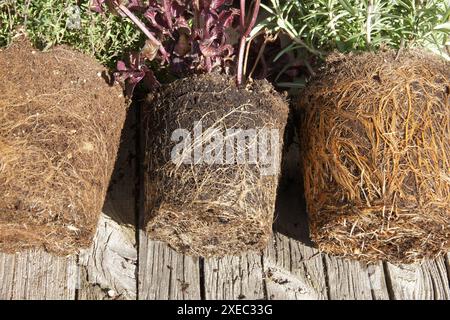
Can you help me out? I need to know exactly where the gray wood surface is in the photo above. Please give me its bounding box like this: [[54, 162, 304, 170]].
[[78, 214, 137, 300], [204, 253, 265, 300], [138, 235, 201, 300], [324, 256, 390, 300], [263, 146, 328, 300], [264, 233, 327, 300], [0, 251, 77, 300], [385, 257, 450, 300]]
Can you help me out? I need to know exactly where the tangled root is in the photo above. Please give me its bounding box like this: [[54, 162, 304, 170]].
[[143, 73, 289, 257], [299, 49, 449, 264], [0, 40, 128, 255]]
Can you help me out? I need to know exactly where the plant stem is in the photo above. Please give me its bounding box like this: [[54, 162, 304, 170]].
[[243, 29, 266, 78], [117, 4, 169, 61], [240, 0, 246, 32], [193, 0, 200, 30], [236, 37, 246, 85], [237, 0, 261, 86], [163, 1, 173, 30], [248, 32, 275, 80], [287, 31, 324, 57], [366, 0, 374, 46], [243, 0, 261, 38]]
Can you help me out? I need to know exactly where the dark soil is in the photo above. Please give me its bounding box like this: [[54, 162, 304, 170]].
[[143, 73, 289, 257], [0, 40, 128, 255]]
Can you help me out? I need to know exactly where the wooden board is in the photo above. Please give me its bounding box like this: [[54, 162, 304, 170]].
[[204, 253, 265, 300], [366, 262, 391, 300], [263, 142, 328, 300], [324, 256, 389, 300], [0, 251, 77, 300], [78, 214, 137, 300], [264, 233, 327, 300], [138, 234, 201, 300], [385, 257, 450, 300]]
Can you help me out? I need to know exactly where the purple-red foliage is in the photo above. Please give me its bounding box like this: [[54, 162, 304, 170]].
[[91, 0, 239, 95]]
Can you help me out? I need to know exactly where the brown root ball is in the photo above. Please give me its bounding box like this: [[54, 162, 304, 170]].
[[143, 73, 289, 257], [0, 41, 128, 255], [299, 50, 449, 264]]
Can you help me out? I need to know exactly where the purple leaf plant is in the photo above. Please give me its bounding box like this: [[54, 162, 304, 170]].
[[91, 0, 260, 96]]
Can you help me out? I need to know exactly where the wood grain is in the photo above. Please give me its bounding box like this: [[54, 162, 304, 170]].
[[138, 234, 201, 300], [264, 233, 327, 300], [204, 253, 265, 300], [324, 256, 389, 300], [78, 214, 137, 300], [385, 257, 450, 300], [263, 140, 327, 300], [0, 251, 77, 300]]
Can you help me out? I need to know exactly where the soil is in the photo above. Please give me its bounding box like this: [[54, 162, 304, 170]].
[[0, 40, 128, 255], [143, 73, 289, 257], [299, 49, 450, 263]]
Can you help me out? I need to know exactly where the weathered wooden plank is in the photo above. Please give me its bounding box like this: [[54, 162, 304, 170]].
[[77, 214, 137, 300], [324, 256, 372, 300], [324, 256, 390, 300], [264, 233, 327, 300], [366, 262, 390, 300], [446, 253, 450, 279], [204, 252, 265, 300], [138, 234, 201, 300], [385, 257, 450, 300], [0, 251, 77, 300], [0, 253, 15, 299]]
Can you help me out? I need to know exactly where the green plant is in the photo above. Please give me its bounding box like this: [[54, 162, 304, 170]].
[[254, 0, 450, 86], [0, 0, 143, 67]]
